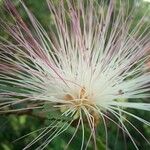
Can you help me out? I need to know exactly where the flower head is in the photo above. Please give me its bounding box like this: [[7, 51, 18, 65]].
[[0, 0, 150, 149]]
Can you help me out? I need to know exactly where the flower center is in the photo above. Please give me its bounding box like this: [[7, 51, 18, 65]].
[[64, 87, 94, 107], [64, 87, 100, 126]]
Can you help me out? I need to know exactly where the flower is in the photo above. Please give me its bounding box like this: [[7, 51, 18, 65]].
[[0, 0, 150, 149]]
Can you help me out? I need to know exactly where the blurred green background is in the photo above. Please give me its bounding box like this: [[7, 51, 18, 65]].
[[0, 0, 150, 149]]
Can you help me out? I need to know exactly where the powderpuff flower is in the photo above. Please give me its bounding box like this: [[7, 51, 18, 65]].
[[0, 0, 150, 149]]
